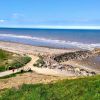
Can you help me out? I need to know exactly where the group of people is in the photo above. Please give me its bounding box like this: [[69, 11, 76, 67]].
[[12, 67, 32, 73]]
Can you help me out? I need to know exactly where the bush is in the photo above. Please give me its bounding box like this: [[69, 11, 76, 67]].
[[0, 49, 31, 72], [20, 69, 24, 73], [0, 66, 5, 72], [0, 56, 31, 71], [33, 56, 45, 67], [9, 56, 31, 69], [21, 56, 32, 64]]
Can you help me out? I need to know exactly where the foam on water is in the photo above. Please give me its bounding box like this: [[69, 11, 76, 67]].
[[0, 33, 100, 50]]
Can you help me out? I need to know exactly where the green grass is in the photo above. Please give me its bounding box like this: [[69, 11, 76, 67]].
[[0, 49, 11, 60], [8, 56, 32, 70], [0, 75, 100, 100], [0, 49, 14, 72], [0, 70, 32, 79], [0, 49, 31, 72], [33, 56, 45, 67]]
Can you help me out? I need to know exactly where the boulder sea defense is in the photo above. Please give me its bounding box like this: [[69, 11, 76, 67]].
[[53, 50, 92, 63]]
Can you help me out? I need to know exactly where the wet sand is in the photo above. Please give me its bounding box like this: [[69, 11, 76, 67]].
[[62, 56, 100, 73], [75, 56, 100, 71]]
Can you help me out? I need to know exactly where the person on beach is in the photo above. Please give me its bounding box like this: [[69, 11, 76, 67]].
[[12, 69, 15, 73]]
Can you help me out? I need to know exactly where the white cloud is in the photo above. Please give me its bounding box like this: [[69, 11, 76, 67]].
[[12, 13, 24, 19], [0, 19, 6, 23]]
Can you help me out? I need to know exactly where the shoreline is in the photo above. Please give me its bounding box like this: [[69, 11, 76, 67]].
[[0, 41, 79, 56], [0, 40, 100, 77], [0, 40, 81, 50], [0, 41, 79, 77]]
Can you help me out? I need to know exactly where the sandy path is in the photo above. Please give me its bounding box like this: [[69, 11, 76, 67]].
[[29, 55, 75, 77], [31, 67, 76, 77], [0, 41, 78, 77], [0, 54, 75, 78], [0, 55, 76, 90], [0, 55, 38, 77]]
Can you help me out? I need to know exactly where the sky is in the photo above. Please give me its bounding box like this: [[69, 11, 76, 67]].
[[0, 0, 100, 28]]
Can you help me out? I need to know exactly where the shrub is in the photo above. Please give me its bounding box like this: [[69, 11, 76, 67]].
[[0, 66, 5, 72], [9, 56, 31, 69], [0, 56, 31, 71], [33, 56, 45, 67]]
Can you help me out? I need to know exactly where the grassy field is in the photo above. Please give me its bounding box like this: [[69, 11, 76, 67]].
[[0, 49, 31, 72], [0, 75, 100, 100], [0, 49, 13, 61]]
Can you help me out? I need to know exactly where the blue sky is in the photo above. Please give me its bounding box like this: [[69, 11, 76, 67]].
[[0, 0, 100, 28]]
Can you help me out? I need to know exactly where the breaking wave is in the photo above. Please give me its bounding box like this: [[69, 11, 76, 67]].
[[0, 33, 100, 50]]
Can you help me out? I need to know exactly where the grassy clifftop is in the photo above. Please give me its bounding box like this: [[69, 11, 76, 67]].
[[0, 49, 31, 72], [0, 49, 13, 60], [0, 75, 100, 100]]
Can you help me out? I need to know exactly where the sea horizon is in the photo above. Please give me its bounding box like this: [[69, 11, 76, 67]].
[[1, 26, 100, 30]]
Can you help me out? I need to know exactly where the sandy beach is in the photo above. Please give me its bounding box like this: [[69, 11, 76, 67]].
[[0, 41, 100, 78], [0, 41, 78, 56], [0, 41, 100, 90], [0, 41, 78, 77], [0, 41, 78, 89]]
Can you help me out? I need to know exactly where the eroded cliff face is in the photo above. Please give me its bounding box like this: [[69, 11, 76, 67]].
[[53, 50, 93, 63]]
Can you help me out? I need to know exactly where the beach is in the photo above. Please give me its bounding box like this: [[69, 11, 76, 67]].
[[0, 41, 78, 76], [0, 1, 100, 99], [0, 41, 78, 89], [0, 40, 100, 91], [0, 41, 100, 77], [0, 41, 78, 56]]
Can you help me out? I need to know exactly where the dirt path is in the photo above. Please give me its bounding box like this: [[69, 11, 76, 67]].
[[0, 55, 38, 77], [0, 55, 76, 90], [30, 55, 75, 77], [0, 55, 75, 78]]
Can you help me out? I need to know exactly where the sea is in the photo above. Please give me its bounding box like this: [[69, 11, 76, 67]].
[[0, 28, 100, 50]]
